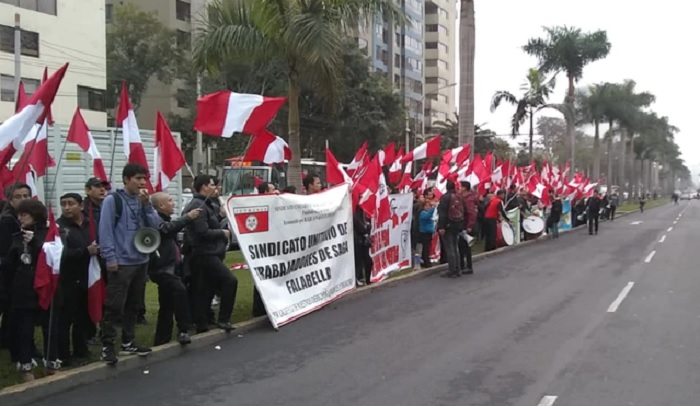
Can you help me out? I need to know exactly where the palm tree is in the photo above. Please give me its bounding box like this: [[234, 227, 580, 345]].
[[613, 80, 655, 198], [490, 68, 554, 161], [523, 26, 611, 175], [576, 83, 610, 181], [458, 0, 475, 148], [193, 0, 403, 189]]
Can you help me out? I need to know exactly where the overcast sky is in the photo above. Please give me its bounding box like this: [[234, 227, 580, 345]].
[[457, 0, 699, 178]]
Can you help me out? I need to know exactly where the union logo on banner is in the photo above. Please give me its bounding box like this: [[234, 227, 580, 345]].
[[233, 206, 270, 234]]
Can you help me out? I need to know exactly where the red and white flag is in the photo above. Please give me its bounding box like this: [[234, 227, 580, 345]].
[[401, 135, 441, 163], [87, 256, 104, 323], [117, 82, 152, 190], [0, 63, 67, 151], [153, 112, 186, 191], [347, 141, 368, 178], [67, 108, 108, 182], [34, 210, 63, 310], [243, 130, 291, 164], [194, 91, 286, 137], [325, 148, 352, 185]]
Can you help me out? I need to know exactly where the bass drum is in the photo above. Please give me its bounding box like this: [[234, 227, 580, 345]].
[[496, 221, 514, 247], [523, 215, 545, 236]]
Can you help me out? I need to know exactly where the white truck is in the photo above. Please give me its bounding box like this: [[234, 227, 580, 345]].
[[33, 125, 184, 212]]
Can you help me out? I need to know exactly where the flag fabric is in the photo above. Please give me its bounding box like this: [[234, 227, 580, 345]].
[[117, 82, 152, 191], [353, 156, 381, 218], [0, 63, 67, 152], [401, 135, 441, 163], [87, 256, 104, 323], [346, 141, 368, 178], [153, 111, 186, 191], [243, 129, 291, 164], [194, 91, 286, 137], [34, 210, 63, 310], [67, 108, 108, 182], [388, 146, 404, 184], [325, 148, 352, 185]]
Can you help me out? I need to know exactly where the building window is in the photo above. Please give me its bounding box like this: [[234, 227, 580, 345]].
[[404, 56, 422, 72], [395, 32, 401, 47], [426, 77, 449, 87], [407, 16, 422, 33], [0, 74, 40, 102], [0, 25, 40, 57], [382, 29, 389, 44], [405, 78, 422, 94], [0, 0, 57, 15], [380, 49, 390, 65], [77, 86, 106, 112], [429, 93, 449, 103], [394, 54, 401, 68], [176, 0, 191, 22], [425, 24, 448, 36], [405, 0, 421, 13], [105, 4, 113, 22], [374, 24, 382, 37], [176, 29, 191, 48], [426, 59, 449, 70], [176, 89, 189, 108], [404, 36, 423, 54]]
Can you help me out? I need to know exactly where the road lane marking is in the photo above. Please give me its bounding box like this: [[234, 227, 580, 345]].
[[659, 235, 666, 243], [538, 396, 558, 406], [608, 282, 635, 313], [644, 251, 656, 263], [668, 227, 673, 232], [674, 220, 678, 224], [630, 221, 642, 225]]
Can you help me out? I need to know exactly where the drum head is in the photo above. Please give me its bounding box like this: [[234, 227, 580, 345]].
[[500, 222, 514, 245], [523, 216, 545, 234]]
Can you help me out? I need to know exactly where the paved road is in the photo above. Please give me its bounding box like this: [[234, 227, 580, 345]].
[[37, 201, 698, 406]]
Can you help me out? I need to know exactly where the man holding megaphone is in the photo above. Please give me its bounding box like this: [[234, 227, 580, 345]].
[[98, 164, 163, 365], [148, 192, 201, 347]]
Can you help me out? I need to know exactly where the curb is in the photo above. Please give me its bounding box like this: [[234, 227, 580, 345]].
[[0, 202, 667, 405]]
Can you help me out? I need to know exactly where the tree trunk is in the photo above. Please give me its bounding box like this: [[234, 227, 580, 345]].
[[606, 119, 613, 189], [528, 108, 534, 161], [458, 0, 475, 150], [629, 136, 636, 198], [566, 74, 575, 179], [618, 129, 627, 199], [592, 119, 600, 182], [287, 73, 302, 191]]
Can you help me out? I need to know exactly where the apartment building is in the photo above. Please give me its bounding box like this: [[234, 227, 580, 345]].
[[0, 0, 107, 127], [105, 0, 207, 129], [423, 0, 456, 135]]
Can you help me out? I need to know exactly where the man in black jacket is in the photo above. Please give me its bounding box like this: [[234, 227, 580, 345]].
[[437, 180, 465, 278], [56, 193, 95, 364], [586, 190, 602, 235], [82, 177, 109, 340], [183, 175, 237, 333], [149, 192, 200, 346], [0, 183, 32, 351]]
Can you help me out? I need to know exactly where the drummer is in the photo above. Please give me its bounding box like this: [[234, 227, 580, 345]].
[[483, 189, 511, 252]]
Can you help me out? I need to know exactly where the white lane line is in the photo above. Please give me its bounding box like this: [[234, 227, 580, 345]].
[[673, 220, 678, 224], [538, 395, 558, 406], [644, 251, 656, 263], [608, 282, 635, 313], [659, 235, 666, 243], [668, 227, 673, 232]]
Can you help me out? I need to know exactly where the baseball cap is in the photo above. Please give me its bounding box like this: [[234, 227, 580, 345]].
[[85, 177, 110, 188]]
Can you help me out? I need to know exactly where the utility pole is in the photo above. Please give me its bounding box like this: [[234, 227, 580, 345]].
[[14, 13, 21, 100], [195, 75, 203, 174]]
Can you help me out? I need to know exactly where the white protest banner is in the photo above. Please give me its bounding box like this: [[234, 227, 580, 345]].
[[369, 193, 413, 283], [225, 184, 356, 329]]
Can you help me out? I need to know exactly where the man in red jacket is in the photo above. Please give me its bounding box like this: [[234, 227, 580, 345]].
[[459, 182, 478, 274]]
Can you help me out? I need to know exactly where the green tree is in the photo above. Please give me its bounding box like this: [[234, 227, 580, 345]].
[[433, 116, 513, 159], [576, 83, 611, 181], [536, 116, 567, 163], [193, 0, 403, 190], [524, 26, 611, 175], [106, 3, 183, 110], [490, 68, 555, 161]]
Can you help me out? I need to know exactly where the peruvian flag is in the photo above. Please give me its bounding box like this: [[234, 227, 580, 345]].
[[153, 112, 186, 191], [378, 142, 396, 167], [397, 161, 413, 192], [194, 91, 286, 137], [353, 156, 381, 218], [34, 210, 63, 310], [401, 135, 441, 163], [87, 256, 104, 323], [0, 63, 67, 151], [325, 148, 352, 185], [347, 141, 368, 178], [442, 144, 470, 166], [67, 108, 109, 182], [243, 129, 291, 164], [388, 146, 404, 184], [117, 82, 152, 191]]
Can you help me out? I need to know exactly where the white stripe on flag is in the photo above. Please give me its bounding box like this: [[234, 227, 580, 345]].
[[222, 93, 264, 137]]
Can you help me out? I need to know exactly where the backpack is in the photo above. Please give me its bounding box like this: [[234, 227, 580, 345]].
[[448, 192, 465, 222]]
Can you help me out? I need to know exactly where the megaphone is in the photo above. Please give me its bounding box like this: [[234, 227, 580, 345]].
[[134, 227, 161, 254]]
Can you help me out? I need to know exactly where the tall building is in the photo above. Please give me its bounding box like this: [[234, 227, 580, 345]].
[[364, 0, 425, 147], [0, 0, 107, 127], [105, 0, 207, 129], [423, 0, 457, 136]]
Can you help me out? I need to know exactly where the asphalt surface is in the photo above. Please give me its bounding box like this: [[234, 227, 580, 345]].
[[35, 201, 698, 406]]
